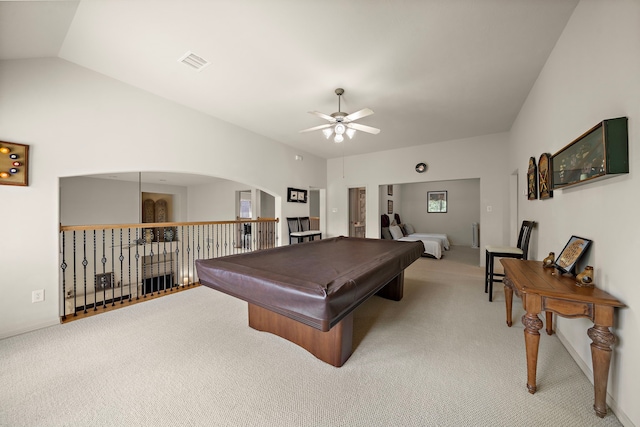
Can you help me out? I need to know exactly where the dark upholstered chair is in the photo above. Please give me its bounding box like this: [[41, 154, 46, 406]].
[[287, 217, 321, 244], [299, 217, 311, 231], [485, 220, 535, 301]]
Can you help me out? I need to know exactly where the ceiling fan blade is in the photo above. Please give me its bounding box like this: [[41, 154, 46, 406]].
[[299, 123, 333, 133], [346, 122, 380, 135], [344, 108, 374, 122], [308, 111, 335, 122]]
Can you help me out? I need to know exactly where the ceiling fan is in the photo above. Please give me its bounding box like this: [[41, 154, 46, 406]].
[[299, 88, 380, 143]]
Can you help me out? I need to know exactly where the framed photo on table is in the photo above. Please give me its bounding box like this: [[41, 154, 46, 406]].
[[555, 235, 592, 275]]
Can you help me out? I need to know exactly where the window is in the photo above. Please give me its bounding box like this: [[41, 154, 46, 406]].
[[239, 191, 252, 218]]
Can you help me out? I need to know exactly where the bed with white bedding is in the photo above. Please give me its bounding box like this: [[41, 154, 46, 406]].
[[405, 233, 450, 250], [397, 235, 443, 259], [380, 213, 450, 259]]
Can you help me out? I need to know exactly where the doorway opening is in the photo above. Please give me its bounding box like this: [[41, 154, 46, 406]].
[[348, 187, 366, 238]]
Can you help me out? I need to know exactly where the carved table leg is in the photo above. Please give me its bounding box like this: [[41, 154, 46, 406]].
[[522, 312, 543, 394], [503, 277, 513, 327], [545, 311, 553, 335], [588, 325, 616, 418]]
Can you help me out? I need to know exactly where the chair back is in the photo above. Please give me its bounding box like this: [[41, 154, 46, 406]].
[[286, 217, 300, 233], [517, 221, 536, 259], [299, 217, 311, 231]]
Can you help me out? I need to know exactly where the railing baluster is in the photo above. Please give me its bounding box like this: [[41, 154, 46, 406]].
[[61, 231, 67, 320], [59, 219, 279, 320], [111, 229, 115, 306]]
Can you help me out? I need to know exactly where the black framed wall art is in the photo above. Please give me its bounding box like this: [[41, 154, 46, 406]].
[[287, 187, 308, 203], [427, 191, 447, 213]]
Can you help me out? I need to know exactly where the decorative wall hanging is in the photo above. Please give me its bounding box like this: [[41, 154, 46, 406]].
[[387, 185, 393, 196], [387, 200, 393, 214], [287, 187, 308, 203], [538, 153, 553, 200], [427, 191, 447, 213], [0, 141, 29, 186], [527, 157, 537, 200], [552, 117, 628, 190], [555, 235, 592, 275]]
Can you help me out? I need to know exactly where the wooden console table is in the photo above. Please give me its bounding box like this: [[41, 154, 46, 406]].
[[500, 259, 625, 418]]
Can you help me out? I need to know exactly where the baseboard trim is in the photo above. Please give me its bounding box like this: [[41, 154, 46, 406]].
[[0, 318, 60, 340], [555, 328, 634, 426]]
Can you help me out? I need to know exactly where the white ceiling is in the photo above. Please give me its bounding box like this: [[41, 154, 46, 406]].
[[1, 0, 579, 160]]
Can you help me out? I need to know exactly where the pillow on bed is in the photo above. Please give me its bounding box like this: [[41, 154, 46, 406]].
[[404, 223, 415, 234], [389, 225, 404, 240], [381, 227, 393, 240]]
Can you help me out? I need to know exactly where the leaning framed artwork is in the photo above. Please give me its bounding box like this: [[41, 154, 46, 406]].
[[555, 235, 592, 275], [427, 191, 447, 213]]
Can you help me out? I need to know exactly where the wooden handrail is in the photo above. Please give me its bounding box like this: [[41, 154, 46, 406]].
[[60, 218, 279, 232]]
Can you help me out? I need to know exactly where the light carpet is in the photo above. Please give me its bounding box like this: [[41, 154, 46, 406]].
[[0, 246, 623, 426]]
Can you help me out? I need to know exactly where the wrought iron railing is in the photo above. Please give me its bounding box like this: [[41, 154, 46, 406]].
[[59, 218, 279, 320]]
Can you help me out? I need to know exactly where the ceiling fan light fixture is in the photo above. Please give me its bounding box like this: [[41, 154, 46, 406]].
[[299, 88, 380, 144]]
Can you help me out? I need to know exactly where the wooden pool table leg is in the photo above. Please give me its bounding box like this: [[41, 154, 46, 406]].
[[248, 303, 354, 367], [376, 272, 404, 301]]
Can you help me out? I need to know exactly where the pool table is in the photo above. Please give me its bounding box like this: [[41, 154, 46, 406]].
[[196, 236, 424, 366]]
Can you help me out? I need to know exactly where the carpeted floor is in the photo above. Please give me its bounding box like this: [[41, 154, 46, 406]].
[[0, 246, 623, 426]]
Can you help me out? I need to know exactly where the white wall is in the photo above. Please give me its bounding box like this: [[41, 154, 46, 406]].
[[188, 180, 253, 222], [509, 1, 639, 424], [60, 176, 189, 225], [327, 132, 510, 265], [0, 58, 326, 338], [400, 179, 480, 246]]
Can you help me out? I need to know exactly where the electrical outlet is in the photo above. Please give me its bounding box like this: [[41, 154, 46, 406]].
[[486, 205, 492, 212], [32, 289, 44, 303]]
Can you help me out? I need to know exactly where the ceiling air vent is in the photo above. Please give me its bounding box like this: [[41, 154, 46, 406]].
[[178, 51, 210, 71]]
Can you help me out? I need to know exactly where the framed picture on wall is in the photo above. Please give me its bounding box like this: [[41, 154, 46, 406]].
[[527, 157, 538, 200], [538, 153, 553, 200], [287, 187, 307, 203], [387, 200, 393, 214], [427, 191, 447, 213], [387, 185, 393, 196]]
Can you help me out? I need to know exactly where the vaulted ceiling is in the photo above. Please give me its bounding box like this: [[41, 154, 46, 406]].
[[1, 0, 579, 159]]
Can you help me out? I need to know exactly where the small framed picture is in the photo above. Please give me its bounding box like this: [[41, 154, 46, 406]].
[[555, 236, 592, 275], [538, 153, 553, 200], [427, 191, 447, 213], [387, 200, 393, 214], [287, 187, 307, 203], [528, 157, 538, 200], [387, 185, 393, 196]]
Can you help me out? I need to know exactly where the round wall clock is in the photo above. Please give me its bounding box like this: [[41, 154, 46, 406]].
[[415, 162, 427, 173]]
